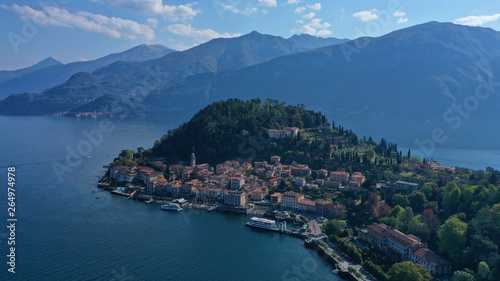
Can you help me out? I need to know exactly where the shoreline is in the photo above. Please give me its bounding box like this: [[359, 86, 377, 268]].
[[103, 184, 370, 281]]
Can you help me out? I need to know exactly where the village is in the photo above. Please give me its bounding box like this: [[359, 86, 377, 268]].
[[101, 148, 454, 280], [105, 152, 357, 218]]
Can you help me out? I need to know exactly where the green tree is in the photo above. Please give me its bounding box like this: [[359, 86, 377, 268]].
[[443, 186, 461, 214], [300, 216, 309, 224], [419, 183, 435, 200], [438, 217, 468, 261], [477, 261, 491, 281], [392, 194, 409, 208], [387, 261, 432, 281], [120, 149, 134, 160], [323, 219, 346, 237], [389, 205, 404, 217], [452, 270, 476, 281], [408, 191, 427, 213], [366, 148, 376, 163]]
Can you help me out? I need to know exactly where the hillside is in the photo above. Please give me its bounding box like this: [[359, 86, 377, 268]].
[[148, 22, 500, 122], [138, 99, 407, 177], [0, 44, 175, 99], [0, 57, 62, 83], [150, 98, 329, 164], [0, 32, 310, 115]]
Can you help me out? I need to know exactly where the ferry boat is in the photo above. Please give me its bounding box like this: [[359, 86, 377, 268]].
[[246, 217, 279, 232], [161, 203, 183, 211]]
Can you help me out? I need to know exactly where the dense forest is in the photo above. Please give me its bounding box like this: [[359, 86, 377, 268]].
[[150, 98, 328, 163], [147, 98, 407, 171]]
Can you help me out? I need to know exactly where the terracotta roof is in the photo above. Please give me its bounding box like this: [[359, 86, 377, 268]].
[[299, 199, 315, 206], [368, 223, 388, 235], [283, 191, 303, 198], [413, 248, 451, 266], [315, 199, 332, 205], [387, 229, 423, 248]]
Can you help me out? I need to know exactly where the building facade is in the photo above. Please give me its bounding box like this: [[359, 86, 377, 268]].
[[365, 223, 452, 275]]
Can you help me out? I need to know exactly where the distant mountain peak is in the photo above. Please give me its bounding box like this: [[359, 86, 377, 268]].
[[37, 57, 63, 66], [241, 31, 265, 38]]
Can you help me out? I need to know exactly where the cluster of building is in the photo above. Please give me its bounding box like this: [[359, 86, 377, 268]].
[[325, 170, 366, 188], [109, 152, 369, 217], [359, 223, 452, 276], [108, 153, 366, 218], [402, 161, 456, 173], [268, 127, 300, 139], [270, 191, 347, 218]]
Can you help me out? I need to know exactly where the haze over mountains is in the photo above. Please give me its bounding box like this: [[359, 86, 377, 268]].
[[0, 57, 63, 84], [152, 21, 500, 121], [0, 44, 175, 100], [1, 22, 499, 126]]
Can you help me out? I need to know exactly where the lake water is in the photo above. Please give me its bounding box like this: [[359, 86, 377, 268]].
[[0, 116, 338, 281]]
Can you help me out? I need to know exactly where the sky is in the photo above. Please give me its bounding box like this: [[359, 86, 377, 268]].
[[0, 0, 500, 70]]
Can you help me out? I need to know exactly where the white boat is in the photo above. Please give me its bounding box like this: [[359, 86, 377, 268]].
[[246, 217, 279, 232], [161, 203, 182, 211]]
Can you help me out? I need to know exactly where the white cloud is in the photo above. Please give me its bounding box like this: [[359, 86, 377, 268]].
[[75, 57, 88, 62], [308, 18, 331, 29], [294, 7, 306, 14], [147, 18, 158, 28], [307, 3, 322, 11], [397, 17, 409, 24], [222, 4, 259, 16], [353, 9, 379, 22], [164, 24, 241, 42], [171, 41, 196, 51], [258, 0, 277, 8], [296, 20, 304, 24], [287, 0, 301, 4], [393, 11, 406, 17], [3, 4, 155, 39], [454, 14, 500, 26], [105, 0, 198, 20], [292, 18, 332, 36], [316, 29, 332, 36], [302, 12, 315, 19]]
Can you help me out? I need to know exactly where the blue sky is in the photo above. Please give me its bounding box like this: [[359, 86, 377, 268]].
[[1, 0, 500, 70]]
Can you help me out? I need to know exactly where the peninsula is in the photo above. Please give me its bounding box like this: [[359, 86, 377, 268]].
[[99, 99, 500, 281]]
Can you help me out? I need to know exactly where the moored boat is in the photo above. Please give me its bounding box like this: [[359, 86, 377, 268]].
[[161, 203, 183, 211], [246, 217, 279, 232]]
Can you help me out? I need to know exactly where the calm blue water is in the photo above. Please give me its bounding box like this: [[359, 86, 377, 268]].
[[0, 116, 338, 281]]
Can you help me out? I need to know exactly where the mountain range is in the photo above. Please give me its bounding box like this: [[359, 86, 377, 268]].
[[0, 57, 63, 84], [0, 44, 175, 100], [1, 22, 499, 125], [0, 32, 346, 115], [148, 21, 500, 121]]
